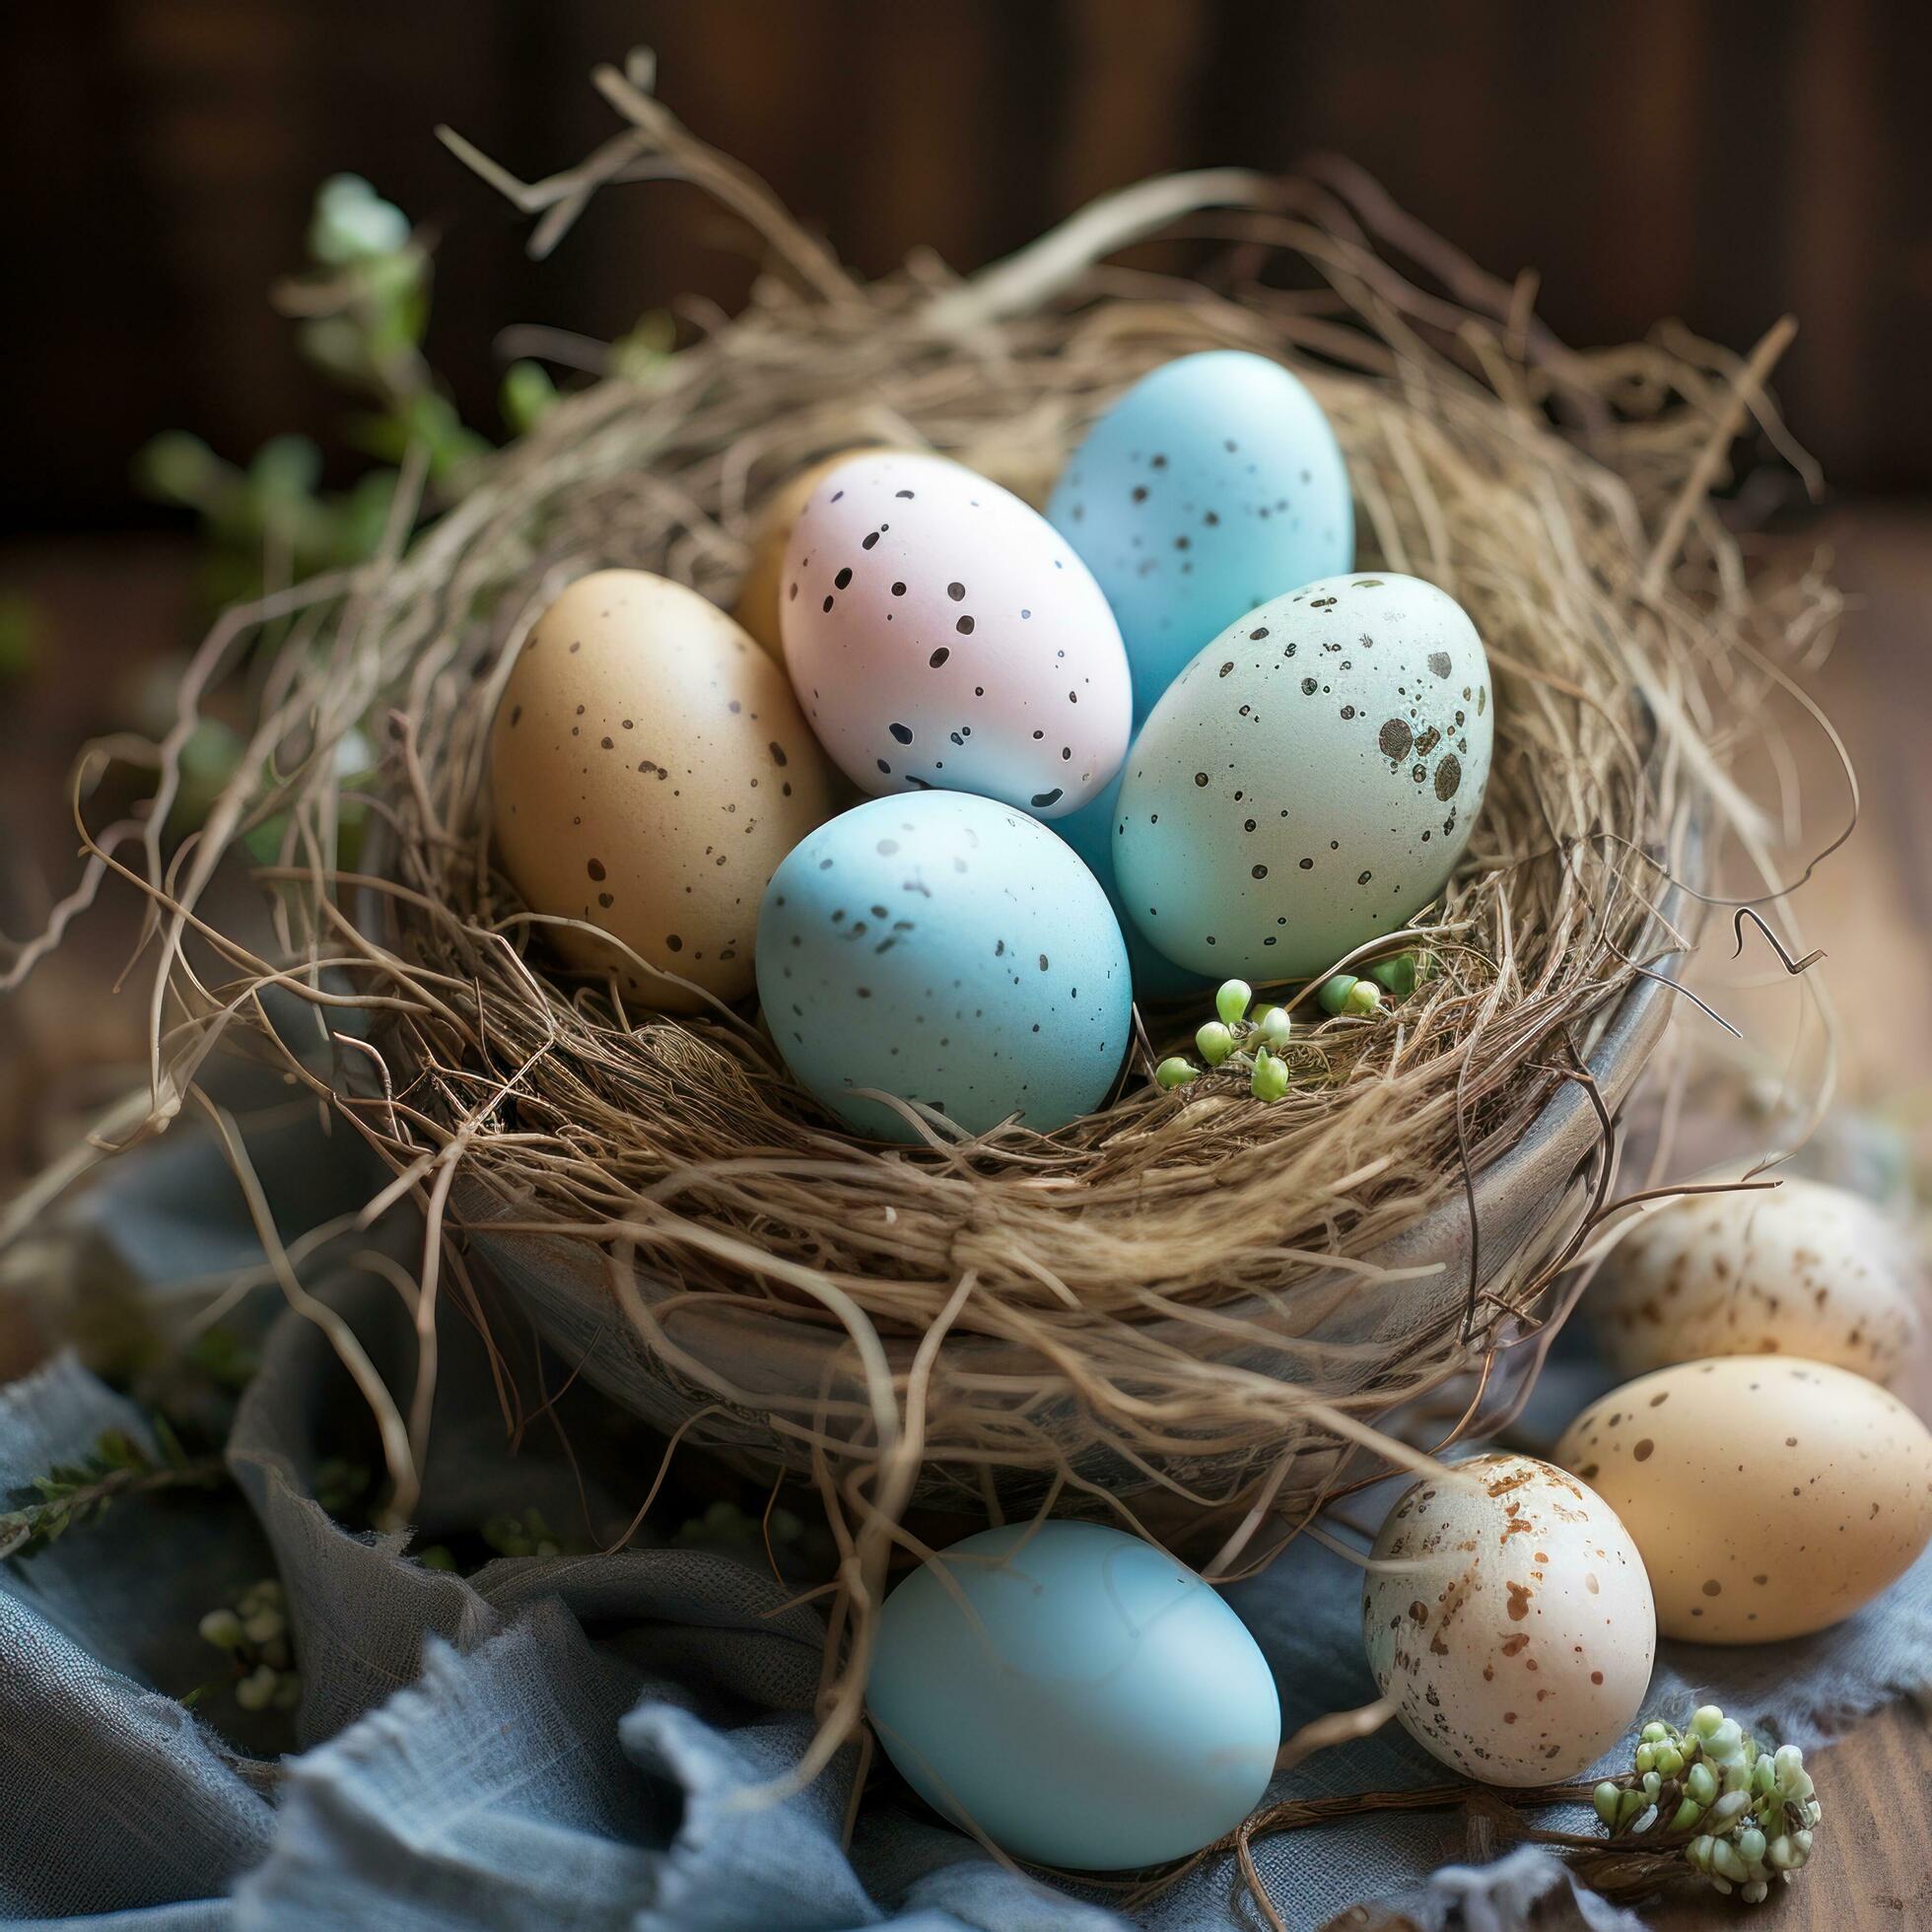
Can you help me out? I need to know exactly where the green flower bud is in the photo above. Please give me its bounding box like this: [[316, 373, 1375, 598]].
[[1196, 1021, 1236, 1066], [1692, 1704, 1725, 1739], [1640, 1770, 1661, 1804], [1722, 1758, 1753, 1794], [1670, 1797, 1706, 1832], [1640, 1721, 1671, 1745], [1687, 1834, 1715, 1872], [1736, 1826, 1766, 1870], [1706, 1717, 1746, 1763], [1215, 980, 1253, 1028], [235, 1665, 280, 1712], [1367, 950, 1425, 1000], [1654, 1743, 1684, 1777], [1766, 1834, 1799, 1872], [1154, 1057, 1198, 1090], [1616, 1788, 1647, 1828], [1753, 1755, 1777, 1796], [1707, 1789, 1752, 1830], [273, 1672, 302, 1712], [309, 173, 411, 266], [242, 1608, 285, 1646], [1593, 1782, 1621, 1828], [1741, 1880, 1769, 1904], [1793, 1828, 1814, 1856], [1686, 1761, 1718, 1806], [1250, 1050, 1290, 1102], [1317, 973, 1382, 1017], [1712, 1838, 1749, 1883], [1252, 1004, 1291, 1051], [1634, 1742, 1656, 1773], [197, 1609, 243, 1651]]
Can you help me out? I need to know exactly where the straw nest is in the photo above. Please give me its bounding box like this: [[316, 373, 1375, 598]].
[[22, 57, 1840, 1782]]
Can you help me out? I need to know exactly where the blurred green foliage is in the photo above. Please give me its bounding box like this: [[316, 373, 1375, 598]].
[[134, 173, 558, 614]]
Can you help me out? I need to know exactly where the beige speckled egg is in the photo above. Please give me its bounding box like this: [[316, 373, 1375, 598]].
[[1361, 1453, 1655, 1785], [1554, 1356, 1932, 1643], [731, 448, 885, 657], [490, 569, 837, 1011], [1589, 1178, 1922, 1385]]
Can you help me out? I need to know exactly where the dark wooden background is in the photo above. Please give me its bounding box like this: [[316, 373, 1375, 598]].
[[4, 0, 1931, 527]]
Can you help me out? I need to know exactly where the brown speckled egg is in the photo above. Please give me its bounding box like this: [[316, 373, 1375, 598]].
[[1361, 1453, 1654, 1785], [1554, 1355, 1932, 1643], [1588, 1178, 1922, 1384], [731, 448, 885, 658], [490, 569, 837, 1011]]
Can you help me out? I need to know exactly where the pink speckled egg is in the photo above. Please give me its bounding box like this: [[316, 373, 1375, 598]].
[[779, 451, 1131, 820], [1361, 1453, 1655, 1785]]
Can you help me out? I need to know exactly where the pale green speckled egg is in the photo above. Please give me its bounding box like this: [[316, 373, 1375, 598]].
[[1114, 573, 1492, 980]]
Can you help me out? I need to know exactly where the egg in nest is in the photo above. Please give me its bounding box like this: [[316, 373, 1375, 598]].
[[490, 569, 838, 1011], [1114, 573, 1492, 979]]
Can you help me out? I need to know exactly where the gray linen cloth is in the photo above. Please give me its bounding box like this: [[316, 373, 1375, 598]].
[[1, 1080, 1924, 1929]]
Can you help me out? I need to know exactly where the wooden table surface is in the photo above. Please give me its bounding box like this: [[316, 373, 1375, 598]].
[[1, 510, 1927, 1927]]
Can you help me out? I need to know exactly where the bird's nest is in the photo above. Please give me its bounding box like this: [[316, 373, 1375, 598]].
[[18, 57, 1840, 1789]]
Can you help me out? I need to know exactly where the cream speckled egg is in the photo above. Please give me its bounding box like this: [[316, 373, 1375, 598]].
[[1554, 1356, 1932, 1642], [1114, 573, 1492, 979], [1589, 1178, 1922, 1384], [780, 451, 1132, 819], [490, 569, 838, 1011], [1361, 1454, 1655, 1785], [731, 447, 885, 658]]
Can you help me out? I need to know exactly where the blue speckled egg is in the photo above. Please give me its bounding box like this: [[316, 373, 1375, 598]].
[[867, 1522, 1281, 1870], [1114, 573, 1493, 980], [756, 792, 1131, 1141], [1048, 351, 1353, 724], [1053, 769, 1209, 1001]]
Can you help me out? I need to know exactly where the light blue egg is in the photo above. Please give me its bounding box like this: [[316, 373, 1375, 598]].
[[757, 793, 1130, 1141], [1048, 351, 1353, 724], [867, 1522, 1281, 1869], [1053, 769, 1209, 1002]]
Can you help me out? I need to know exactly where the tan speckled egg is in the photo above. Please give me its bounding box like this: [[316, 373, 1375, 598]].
[[1554, 1356, 1932, 1643], [1361, 1454, 1655, 1785], [490, 569, 837, 1011], [731, 448, 885, 657], [1589, 1178, 1922, 1384]]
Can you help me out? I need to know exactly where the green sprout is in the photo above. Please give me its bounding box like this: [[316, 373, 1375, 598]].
[[1590, 1705, 1821, 1904]]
